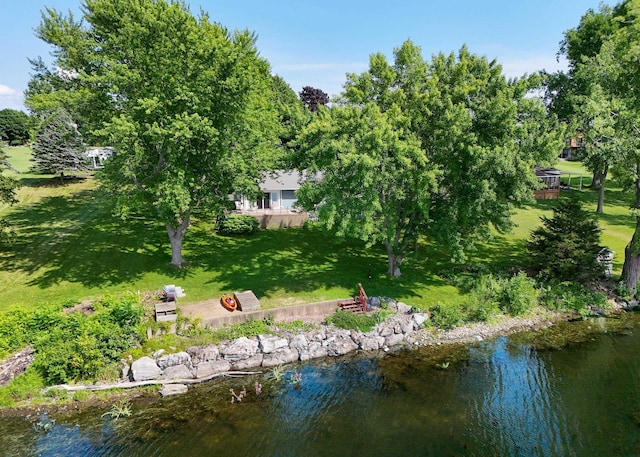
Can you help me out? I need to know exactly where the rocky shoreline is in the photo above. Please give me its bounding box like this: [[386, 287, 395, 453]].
[[2, 296, 633, 417], [46, 300, 569, 397]]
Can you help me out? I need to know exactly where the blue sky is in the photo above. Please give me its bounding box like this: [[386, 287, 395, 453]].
[[1, 0, 609, 111]]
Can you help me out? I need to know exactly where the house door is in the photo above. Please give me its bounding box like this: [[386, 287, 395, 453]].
[[256, 193, 270, 209]]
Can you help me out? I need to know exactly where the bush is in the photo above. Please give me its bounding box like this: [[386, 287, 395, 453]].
[[325, 309, 389, 332], [539, 281, 607, 312], [216, 215, 259, 235], [32, 294, 145, 385], [499, 272, 538, 316]]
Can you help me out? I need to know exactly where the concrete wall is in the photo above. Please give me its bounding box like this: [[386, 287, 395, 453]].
[[202, 299, 344, 329]]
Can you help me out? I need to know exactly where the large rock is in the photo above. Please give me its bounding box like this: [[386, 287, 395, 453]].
[[299, 342, 329, 361], [187, 345, 219, 364], [262, 348, 299, 367], [131, 356, 163, 381], [325, 330, 359, 356], [258, 334, 289, 354], [396, 302, 412, 314], [221, 337, 259, 361], [384, 333, 405, 347], [162, 364, 193, 380], [231, 354, 264, 370], [160, 384, 188, 397], [412, 313, 429, 329], [157, 351, 192, 370], [289, 334, 309, 351], [359, 335, 385, 351], [196, 360, 232, 378]]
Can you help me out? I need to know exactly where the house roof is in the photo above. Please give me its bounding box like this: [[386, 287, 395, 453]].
[[260, 170, 305, 191]]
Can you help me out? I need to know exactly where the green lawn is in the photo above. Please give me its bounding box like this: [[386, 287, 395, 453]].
[[0, 146, 635, 313]]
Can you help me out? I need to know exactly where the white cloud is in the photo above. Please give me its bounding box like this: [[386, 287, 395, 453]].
[[0, 83, 26, 112]]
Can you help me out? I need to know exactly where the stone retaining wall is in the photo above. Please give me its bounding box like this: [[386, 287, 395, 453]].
[[127, 301, 430, 394]]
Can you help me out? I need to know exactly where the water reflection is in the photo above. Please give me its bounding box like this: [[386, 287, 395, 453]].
[[4, 314, 640, 456]]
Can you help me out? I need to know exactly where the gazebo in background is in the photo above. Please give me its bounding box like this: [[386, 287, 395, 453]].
[[534, 168, 562, 199]]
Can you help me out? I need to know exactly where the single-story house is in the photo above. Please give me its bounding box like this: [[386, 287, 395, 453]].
[[234, 170, 309, 228], [235, 170, 305, 212]]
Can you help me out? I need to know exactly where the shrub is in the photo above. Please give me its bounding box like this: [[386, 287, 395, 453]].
[[539, 281, 607, 312], [325, 309, 388, 332], [465, 274, 502, 321], [499, 272, 538, 316], [32, 294, 145, 385], [217, 215, 259, 235]]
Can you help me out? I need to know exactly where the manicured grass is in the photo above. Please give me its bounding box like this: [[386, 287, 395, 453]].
[[0, 146, 635, 313]]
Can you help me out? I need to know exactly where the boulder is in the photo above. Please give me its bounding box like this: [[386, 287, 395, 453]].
[[157, 351, 192, 370], [162, 364, 193, 380], [221, 337, 259, 361], [384, 333, 405, 347], [396, 302, 412, 314], [289, 334, 309, 351], [262, 348, 299, 367], [196, 360, 232, 378], [326, 334, 359, 357], [231, 354, 264, 370], [299, 342, 329, 361], [160, 384, 188, 397], [258, 334, 289, 354], [131, 356, 162, 381], [412, 313, 429, 329], [359, 335, 385, 351], [187, 345, 219, 364]]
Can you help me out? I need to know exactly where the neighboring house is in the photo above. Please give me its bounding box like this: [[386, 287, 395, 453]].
[[534, 167, 562, 199], [560, 133, 585, 160], [85, 147, 114, 169], [234, 170, 309, 228]]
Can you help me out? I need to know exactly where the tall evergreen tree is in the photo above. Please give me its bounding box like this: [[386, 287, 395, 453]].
[[31, 109, 88, 183], [528, 198, 604, 283]]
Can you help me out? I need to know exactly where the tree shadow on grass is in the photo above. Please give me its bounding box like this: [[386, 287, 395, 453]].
[[185, 223, 445, 302], [0, 189, 189, 289]]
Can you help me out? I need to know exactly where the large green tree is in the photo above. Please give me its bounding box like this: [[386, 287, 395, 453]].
[[580, 0, 640, 294], [0, 109, 31, 145], [297, 41, 561, 276], [29, 0, 280, 266]]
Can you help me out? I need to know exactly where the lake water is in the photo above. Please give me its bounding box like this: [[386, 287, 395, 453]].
[[3, 314, 640, 456]]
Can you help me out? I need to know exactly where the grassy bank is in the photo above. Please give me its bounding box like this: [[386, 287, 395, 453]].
[[0, 147, 635, 313]]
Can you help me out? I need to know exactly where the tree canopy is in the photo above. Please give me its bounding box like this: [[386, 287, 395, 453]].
[[299, 86, 329, 112], [29, 0, 281, 266], [0, 109, 31, 146], [296, 41, 561, 276]]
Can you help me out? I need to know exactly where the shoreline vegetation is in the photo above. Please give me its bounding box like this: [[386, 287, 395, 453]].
[[0, 290, 634, 417]]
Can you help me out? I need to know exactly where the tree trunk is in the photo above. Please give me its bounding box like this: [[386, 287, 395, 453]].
[[621, 171, 640, 297], [621, 219, 640, 297], [59, 171, 65, 185], [385, 242, 403, 277], [596, 174, 606, 214], [166, 211, 191, 267], [591, 170, 604, 189]]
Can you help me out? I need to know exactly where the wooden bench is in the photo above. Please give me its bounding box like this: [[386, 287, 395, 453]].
[[155, 303, 178, 322]]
